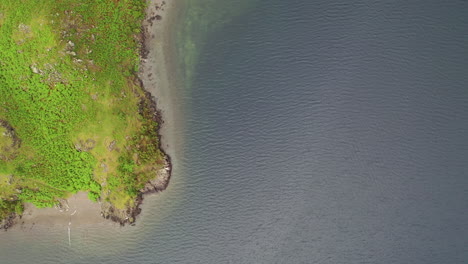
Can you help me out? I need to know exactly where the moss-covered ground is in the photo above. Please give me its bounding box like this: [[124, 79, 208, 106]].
[[0, 0, 165, 220]]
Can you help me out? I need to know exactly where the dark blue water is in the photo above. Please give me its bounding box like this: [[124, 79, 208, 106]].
[[175, 0, 468, 262], [0, 0, 467, 263]]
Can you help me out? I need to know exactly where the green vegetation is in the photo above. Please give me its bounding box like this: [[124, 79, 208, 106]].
[[0, 0, 165, 221]]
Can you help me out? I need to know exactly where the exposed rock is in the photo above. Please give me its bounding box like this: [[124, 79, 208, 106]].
[[100, 199, 141, 226], [140, 158, 171, 193], [74, 138, 96, 152], [4, 175, 12, 185], [107, 140, 116, 151], [0, 213, 17, 231], [67, 40, 75, 49], [30, 65, 40, 74], [18, 24, 31, 33], [100, 163, 108, 173]]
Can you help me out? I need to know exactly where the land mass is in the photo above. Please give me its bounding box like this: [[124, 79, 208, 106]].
[[0, 0, 172, 230]]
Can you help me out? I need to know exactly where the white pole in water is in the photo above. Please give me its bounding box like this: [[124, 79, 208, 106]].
[[68, 225, 71, 247]]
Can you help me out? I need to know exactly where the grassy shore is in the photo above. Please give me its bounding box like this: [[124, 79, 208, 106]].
[[0, 0, 168, 227]]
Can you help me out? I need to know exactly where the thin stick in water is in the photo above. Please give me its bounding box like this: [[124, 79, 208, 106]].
[[68, 226, 71, 247]]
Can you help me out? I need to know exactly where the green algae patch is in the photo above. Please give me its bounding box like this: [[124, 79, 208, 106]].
[[0, 0, 167, 225]]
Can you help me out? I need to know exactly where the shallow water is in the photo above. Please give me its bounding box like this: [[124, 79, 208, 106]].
[[1, 0, 468, 263]]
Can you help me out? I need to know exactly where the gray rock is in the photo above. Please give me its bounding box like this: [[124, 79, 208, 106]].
[[30, 65, 39, 74]]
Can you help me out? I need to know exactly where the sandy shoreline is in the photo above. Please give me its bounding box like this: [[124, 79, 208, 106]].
[[5, 0, 178, 231], [15, 192, 110, 229], [140, 0, 184, 163]]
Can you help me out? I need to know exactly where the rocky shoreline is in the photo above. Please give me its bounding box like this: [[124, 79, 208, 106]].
[[100, 90, 173, 226], [99, 0, 174, 226], [0, 213, 17, 230]]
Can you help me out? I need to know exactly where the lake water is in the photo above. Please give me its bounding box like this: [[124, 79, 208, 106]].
[[1, 0, 468, 263]]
